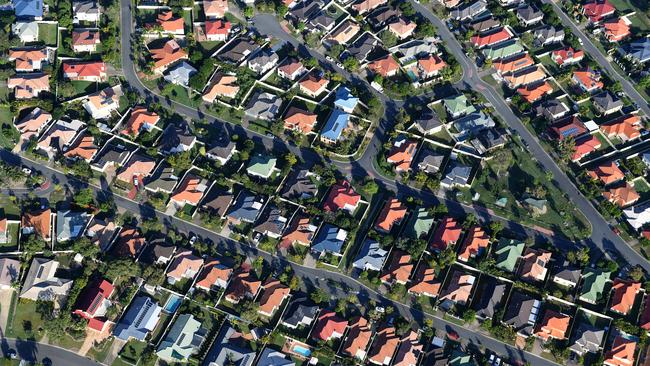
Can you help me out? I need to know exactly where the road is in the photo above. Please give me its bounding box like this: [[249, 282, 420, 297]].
[[541, 0, 650, 117], [0, 337, 101, 366]]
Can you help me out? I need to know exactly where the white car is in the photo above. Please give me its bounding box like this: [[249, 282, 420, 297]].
[[326, 55, 333, 62], [189, 235, 197, 246]]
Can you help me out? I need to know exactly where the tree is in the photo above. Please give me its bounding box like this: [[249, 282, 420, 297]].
[[72, 237, 99, 258], [558, 137, 576, 162], [489, 221, 504, 238], [285, 153, 298, 167], [380, 30, 398, 47], [243, 6, 254, 18], [310, 288, 329, 304], [22, 235, 47, 261], [361, 179, 379, 196], [629, 266, 645, 282], [73, 188, 95, 208], [167, 151, 193, 172], [567, 247, 590, 267]]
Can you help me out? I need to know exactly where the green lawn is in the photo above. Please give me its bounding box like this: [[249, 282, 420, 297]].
[[117, 339, 155, 366], [0, 194, 21, 221], [0, 223, 19, 252], [5, 298, 45, 341], [86, 337, 115, 364], [38, 23, 58, 46], [633, 177, 650, 202]]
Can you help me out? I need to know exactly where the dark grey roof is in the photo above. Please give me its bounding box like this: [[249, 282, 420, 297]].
[[145, 162, 180, 193], [254, 208, 288, 236], [534, 25, 564, 44], [422, 347, 448, 366], [217, 38, 258, 64], [517, 5, 543, 22], [542, 99, 569, 116], [367, 6, 400, 30], [282, 169, 318, 200], [227, 191, 265, 223], [593, 91, 623, 111], [470, 17, 500, 32], [245, 92, 282, 120], [471, 128, 507, 153], [417, 150, 445, 174], [206, 138, 236, 161], [203, 325, 256, 366], [473, 277, 507, 319], [201, 188, 234, 217], [247, 49, 279, 71], [288, 0, 322, 22], [282, 297, 319, 327], [503, 291, 540, 334], [73, 0, 99, 15], [348, 33, 379, 62], [92, 140, 133, 170], [308, 11, 335, 31], [158, 124, 196, 154], [554, 262, 581, 284], [450, 0, 487, 21], [570, 321, 605, 354], [412, 108, 442, 134], [153, 244, 176, 260]]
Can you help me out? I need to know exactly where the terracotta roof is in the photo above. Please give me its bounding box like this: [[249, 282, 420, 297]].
[[603, 18, 630, 42], [600, 114, 642, 140], [573, 69, 604, 91], [375, 198, 407, 232], [604, 183, 640, 207], [380, 250, 413, 284], [21, 208, 51, 240], [63, 133, 97, 161], [116, 155, 156, 184], [535, 310, 570, 341], [504, 66, 546, 88], [299, 73, 328, 95], [457, 225, 490, 262], [430, 216, 462, 251], [225, 270, 261, 303], [517, 81, 553, 103], [280, 216, 316, 247], [121, 107, 160, 136], [408, 263, 441, 297], [150, 39, 188, 72], [203, 73, 239, 102], [15, 107, 51, 140], [587, 161, 624, 185], [341, 316, 372, 359], [278, 58, 304, 78], [283, 106, 317, 134], [604, 336, 636, 366], [323, 180, 361, 212], [550, 116, 587, 141], [62, 60, 106, 80], [203, 0, 228, 17], [205, 19, 231, 36], [0, 218, 6, 234], [610, 278, 641, 315], [195, 258, 232, 290], [440, 270, 475, 305], [72, 29, 100, 46], [583, 0, 616, 23], [471, 27, 513, 48], [552, 47, 584, 65], [494, 54, 535, 74], [171, 174, 208, 206], [149, 11, 184, 33], [572, 135, 601, 161], [258, 278, 290, 315], [387, 139, 418, 171], [312, 311, 347, 341], [518, 248, 552, 282], [368, 327, 399, 365], [351, 0, 387, 14], [9, 48, 47, 71], [114, 227, 145, 257], [388, 18, 417, 38], [368, 55, 400, 77], [417, 55, 447, 75], [393, 331, 423, 366], [8, 74, 49, 99]]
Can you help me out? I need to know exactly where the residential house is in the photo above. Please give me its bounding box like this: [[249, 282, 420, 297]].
[[387, 136, 418, 172], [307, 10, 336, 32], [299, 72, 328, 98], [9, 47, 48, 72], [166, 251, 203, 285], [351, 0, 387, 14], [573, 68, 604, 93], [199, 188, 234, 218], [311, 224, 348, 258], [115, 153, 156, 185], [417, 55, 447, 80], [147, 11, 184, 36], [205, 20, 231, 42], [600, 114, 642, 142], [281, 297, 319, 329], [493, 238, 525, 273], [12, 21, 38, 43], [227, 191, 265, 224], [257, 349, 293, 366], [280, 215, 318, 248], [411, 108, 443, 135], [388, 18, 417, 40], [246, 49, 279, 74], [205, 136, 237, 165], [443, 94, 475, 119], [625, 200, 650, 230], [284, 107, 317, 134], [582, 0, 616, 24], [408, 262, 441, 298], [113, 296, 162, 341], [535, 310, 570, 342], [504, 66, 546, 89], [245, 91, 282, 121], [73, 279, 114, 331], [277, 58, 305, 80], [439, 270, 476, 308], [195, 258, 232, 291], [72, 29, 100, 52], [503, 291, 541, 335], [327, 20, 360, 45], [341, 316, 372, 360], [163, 61, 197, 86], [203, 325, 255, 366], [14, 107, 51, 141], [440, 162, 473, 188], [380, 250, 413, 285], [482, 40, 525, 60], [517, 81, 553, 104], [0, 259, 20, 290], [144, 162, 179, 194], [549, 115, 587, 141], [257, 278, 290, 317], [8, 73, 49, 99], [202, 73, 239, 102], [224, 270, 261, 303], [38, 119, 84, 158], [203, 0, 228, 18], [552, 262, 581, 288], [83, 85, 123, 120], [471, 27, 513, 49], [55, 210, 90, 243], [216, 37, 258, 64], [610, 278, 641, 315], [253, 208, 288, 239], [323, 180, 361, 213], [62, 60, 107, 82], [85, 217, 118, 252], [604, 183, 640, 207], [540, 100, 570, 121], [353, 239, 388, 272], [158, 124, 197, 154], [457, 225, 490, 262], [470, 127, 508, 154], [120, 107, 160, 138], [21, 208, 51, 242], [20, 258, 72, 301], [618, 38, 650, 64], [603, 336, 636, 366], [390, 37, 438, 64], [572, 135, 602, 162], [593, 91, 624, 115], [72, 0, 99, 23], [334, 86, 359, 113], [393, 331, 422, 366], [450, 0, 487, 21], [375, 198, 407, 232], [320, 109, 351, 144], [579, 269, 611, 304], [451, 112, 495, 141], [311, 311, 347, 342], [534, 25, 565, 46], [516, 5, 543, 27], [518, 248, 551, 282], [416, 150, 446, 175], [246, 154, 278, 180], [552, 47, 585, 66], [156, 314, 205, 362], [147, 242, 175, 265], [472, 276, 507, 319], [13, 0, 43, 18], [404, 207, 435, 239], [170, 173, 209, 207], [602, 17, 630, 42], [430, 216, 462, 252], [348, 32, 379, 63], [367, 327, 400, 365], [113, 227, 146, 258], [149, 39, 188, 74], [368, 55, 401, 78], [281, 170, 318, 201], [570, 321, 605, 355]]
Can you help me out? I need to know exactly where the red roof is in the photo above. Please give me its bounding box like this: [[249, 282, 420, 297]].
[[470, 27, 512, 48], [205, 20, 231, 36], [62, 61, 106, 79], [430, 216, 462, 251], [549, 116, 587, 141], [312, 311, 347, 341], [602, 18, 630, 42], [73, 279, 114, 319], [572, 135, 601, 161], [583, 0, 616, 23], [323, 180, 361, 212], [552, 47, 585, 66], [517, 81, 553, 103]]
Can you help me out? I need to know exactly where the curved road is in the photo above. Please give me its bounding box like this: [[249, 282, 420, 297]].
[[0, 337, 101, 366]]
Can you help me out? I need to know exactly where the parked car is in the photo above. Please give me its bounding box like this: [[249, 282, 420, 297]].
[[189, 235, 197, 246]]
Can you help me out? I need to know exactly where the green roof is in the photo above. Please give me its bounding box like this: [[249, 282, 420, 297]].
[[483, 41, 524, 60], [450, 350, 476, 366], [156, 314, 203, 361], [246, 154, 277, 179], [443, 94, 476, 116], [404, 207, 434, 239], [494, 238, 525, 272], [579, 269, 611, 304]]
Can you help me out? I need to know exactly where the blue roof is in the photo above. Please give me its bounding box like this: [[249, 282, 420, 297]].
[[321, 109, 350, 142], [334, 86, 359, 111], [13, 0, 43, 18], [352, 239, 387, 271], [227, 191, 264, 223], [622, 39, 650, 63], [113, 296, 162, 341], [312, 224, 347, 255]]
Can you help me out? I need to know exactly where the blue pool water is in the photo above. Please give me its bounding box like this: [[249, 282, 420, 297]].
[[164, 294, 182, 312], [293, 345, 311, 357]]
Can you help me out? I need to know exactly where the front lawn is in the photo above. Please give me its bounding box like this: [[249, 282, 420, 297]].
[[0, 223, 19, 252], [38, 23, 58, 46], [5, 298, 45, 341]]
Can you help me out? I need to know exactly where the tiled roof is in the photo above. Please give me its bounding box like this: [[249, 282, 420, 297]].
[[572, 135, 601, 161], [368, 55, 400, 77], [457, 225, 490, 262], [258, 278, 290, 315], [341, 316, 372, 359], [603, 17, 630, 41], [408, 263, 441, 297], [9, 48, 47, 71], [121, 107, 159, 136], [323, 180, 361, 212], [387, 138, 418, 171], [63, 133, 97, 161], [150, 39, 188, 72], [72, 29, 100, 46], [535, 310, 570, 341], [367, 327, 400, 365], [283, 106, 317, 133], [430, 216, 462, 251], [375, 198, 407, 232], [588, 161, 624, 185], [380, 250, 413, 284], [610, 278, 641, 315], [600, 114, 642, 140], [517, 81, 553, 103], [604, 336, 636, 366], [583, 0, 615, 23], [604, 183, 640, 207], [312, 311, 347, 341], [471, 27, 512, 48]]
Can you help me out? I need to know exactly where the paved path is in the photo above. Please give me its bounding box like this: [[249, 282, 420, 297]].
[[0, 289, 13, 333]]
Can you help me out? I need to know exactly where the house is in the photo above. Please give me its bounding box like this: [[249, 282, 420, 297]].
[[604, 336, 636, 366], [540, 100, 570, 121], [602, 18, 630, 42], [618, 38, 650, 64], [334, 86, 359, 113], [245, 91, 282, 121], [145, 161, 179, 194], [13, 0, 43, 19], [115, 153, 156, 185], [328, 20, 360, 45], [216, 37, 258, 64], [516, 5, 543, 27], [365, 6, 398, 29], [156, 314, 205, 362], [203, 0, 228, 18], [299, 72, 328, 97], [443, 94, 475, 119], [589, 162, 625, 185], [113, 227, 146, 258], [149, 39, 188, 74], [380, 250, 413, 285], [470, 17, 500, 33], [224, 270, 261, 303], [451, 111, 496, 141], [72, 0, 100, 23], [21, 208, 51, 241], [417, 55, 447, 79], [307, 10, 336, 32], [483, 40, 524, 60], [56, 210, 90, 243], [121, 107, 159, 137], [408, 262, 441, 298], [411, 108, 443, 135], [73, 279, 114, 331], [387, 137, 418, 172], [583, 0, 616, 24], [323, 180, 361, 213], [549, 115, 587, 141], [375, 198, 407, 232], [440, 162, 472, 188], [311, 311, 347, 341], [473, 128, 507, 155], [281, 169, 318, 201], [205, 20, 231, 42], [610, 278, 641, 315], [195, 258, 232, 291], [170, 173, 209, 207], [91, 139, 134, 172], [20, 258, 72, 301], [367, 327, 400, 365], [311, 224, 347, 257], [471, 27, 513, 48], [430, 216, 462, 252], [472, 276, 506, 319], [284, 107, 317, 134], [393, 331, 423, 366], [641, 296, 650, 330], [579, 269, 611, 304], [348, 32, 379, 62], [572, 135, 601, 162], [9, 47, 47, 72], [518, 248, 551, 282], [320, 109, 351, 144], [280, 215, 318, 248], [625, 200, 650, 230], [552, 47, 585, 66], [604, 183, 640, 207], [493, 238, 525, 272], [416, 150, 446, 175], [450, 0, 487, 21], [38, 119, 84, 157], [227, 191, 265, 224], [534, 25, 565, 46], [494, 54, 535, 76], [457, 225, 489, 262], [573, 68, 604, 93], [282, 297, 319, 329], [8, 73, 49, 99], [200, 188, 233, 218], [0, 258, 20, 290], [277, 58, 305, 80], [570, 321, 605, 355], [368, 55, 401, 78], [163, 61, 197, 86], [517, 81, 553, 103], [72, 29, 100, 52], [341, 316, 372, 360], [246, 154, 278, 179], [535, 310, 570, 341], [14, 107, 51, 141], [503, 291, 541, 335], [83, 85, 123, 120], [353, 239, 388, 272], [593, 91, 624, 115], [12, 21, 38, 43], [205, 137, 236, 166], [504, 66, 546, 89], [203, 325, 255, 366], [257, 349, 294, 366], [113, 296, 162, 341], [147, 242, 175, 265], [600, 114, 642, 142], [253, 208, 288, 239], [202, 73, 239, 102], [147, 11, 184, 36], [351, 0, 387, 15], [158, 124, 196, 154], [257, 278, 290, 317], [404, 207, 434, 239], [439, 270, 476, 308], [166, 251, 203, 285], [388, 18, 417, 40], [247, 49, 279, 74], [391, 38, 438, 64]]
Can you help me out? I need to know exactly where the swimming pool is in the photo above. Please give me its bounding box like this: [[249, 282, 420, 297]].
[[292, 345, 311, 357], [163, 294, 182, 313]]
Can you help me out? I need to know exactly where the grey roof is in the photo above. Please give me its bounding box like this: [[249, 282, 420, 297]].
[[72, 0, 99, 15], [422, 348, 448, 366], [517, 5, 543, 22], [163, 61, 197, 86], [153, 244, 176, 260], [352, 239, 388, 271], [288, 0, 322, 22], [534, 25, 564, 44], [450, 0, 487, 21], [471, 128, 507, 153], [391, 38, 438, 63], [311, 224, 347, 255], [441, 162, 472, 186], [203, 325, 256, 366], [473, 277, 507, 319], [247, 49, 279, 72], [308, 11, 336, 31], [201, 188, 234, 217], [367, 6, 400, 30], [470, 17, 500, 32], [159, 124, 196, 153], [452, 111, 495, 141], [245, 92, 282, 121], [593, 91, 623, 111], [227, 191, 265, 223], [418, 150, 446, 174], [282, 297, 319, 327], [113, 296, 162, 341], [570, 321, 605, 354], [254, 208, 288, 236], [619, 38, 650, 63], [281, 169, 318, 200], [218, 38, 258, 64], [145, 162, 180, 193], [206, 137, 236, 162], [92, 140, 133, 170], [348, 33, 379, 62], [56, 210, 90, 242], [555, 266, 581, 284], [20, 258, 71, 301], [256, 348, 294, 366], [542, 99, 569, 116], [503, 291, 541, 334], [412, 108, 443, 134]]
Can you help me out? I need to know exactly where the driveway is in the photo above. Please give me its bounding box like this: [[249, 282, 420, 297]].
[[0, 289, 14, 332]]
